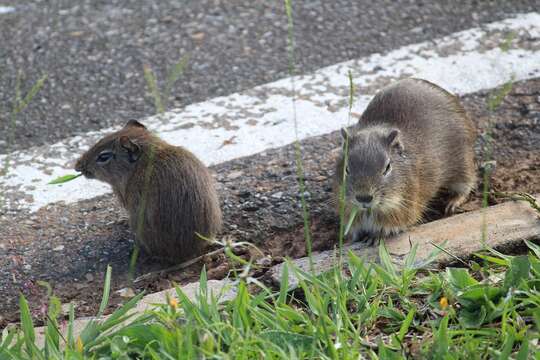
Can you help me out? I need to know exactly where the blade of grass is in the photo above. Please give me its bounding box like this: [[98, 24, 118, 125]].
[[13, 74, 48, 115], [128, 244, 140, 284], [143, 64, 164, 114], [19, 295, 37, 357], [67, 302, 75, 349], [397, 307, 415, 343], [378, 240, 397, 280], [338, 70, 356, 264], [277, 262, 289, 305], [283, 0, 313, 272], [344, 207, 358, 236], [163, 55, 189, 103], [97, 265, 112, 316]]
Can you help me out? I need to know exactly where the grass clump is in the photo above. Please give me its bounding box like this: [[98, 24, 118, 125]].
[[143, 55, 189, 115], [283, 0, 314, 269], [2, 71, 47, 171], [2, 241, 540, 359], [0, 71, 47, 208]]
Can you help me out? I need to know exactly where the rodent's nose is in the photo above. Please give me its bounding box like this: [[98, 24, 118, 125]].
[[355, 194, 373, 205], [74, 159, 83, 172]]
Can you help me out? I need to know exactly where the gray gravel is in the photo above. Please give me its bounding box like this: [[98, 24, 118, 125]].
[[0, 0, 537, 153]]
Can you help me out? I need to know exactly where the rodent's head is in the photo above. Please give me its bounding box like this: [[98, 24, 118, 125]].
[[336, 126, 407, 212], [75, 120, 150, 187]]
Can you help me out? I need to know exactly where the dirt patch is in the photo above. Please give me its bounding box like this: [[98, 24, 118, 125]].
[[462, 81, 540, 206], [1, 78, 539, 328]]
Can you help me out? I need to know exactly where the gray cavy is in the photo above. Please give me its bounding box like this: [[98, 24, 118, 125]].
[[335, 78, 476, 242], [75, 120, 222, 263]]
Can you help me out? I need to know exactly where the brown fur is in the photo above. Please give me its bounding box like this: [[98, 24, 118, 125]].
[[75, 120, 222, 263], [334, 78, 476, 242]]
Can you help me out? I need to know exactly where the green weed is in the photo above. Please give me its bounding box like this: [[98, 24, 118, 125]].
[[3, 240, 539, 358], [143, 55, 189, 115]]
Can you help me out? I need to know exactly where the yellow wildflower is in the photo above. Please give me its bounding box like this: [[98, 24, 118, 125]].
[[76, 336, 83, 353], [439, 297, 449, 310]]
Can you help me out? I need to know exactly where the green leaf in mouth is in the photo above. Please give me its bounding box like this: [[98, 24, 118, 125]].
[[48, 173, 82, 185], [344, 207, 359, 235]]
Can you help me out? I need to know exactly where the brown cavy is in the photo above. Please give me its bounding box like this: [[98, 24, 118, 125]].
[[335, 78, 476, 242], [75, 120, 222, 263]]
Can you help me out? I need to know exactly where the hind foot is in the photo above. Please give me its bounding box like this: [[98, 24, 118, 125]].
[[445, 195, 467, 215]]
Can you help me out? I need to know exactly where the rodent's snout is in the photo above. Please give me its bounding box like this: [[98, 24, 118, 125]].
[[74, 157, 93, 178], [355, 194, 374, 208], [74, 158, 84, 173]]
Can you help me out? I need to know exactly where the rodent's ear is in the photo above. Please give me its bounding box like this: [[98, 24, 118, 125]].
[[386, 129, 404, 153], [119, 135, 141, 162], [340, 127, 350, 140], [124, 119, 147, 130], [340, 128, 351, 150]]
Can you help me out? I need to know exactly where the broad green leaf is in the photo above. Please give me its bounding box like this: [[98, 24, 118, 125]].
[[503, 256, 530, 290], [446, 268, 478, 290], [459, 285, 501, 303], [459, 306, 487, 328]]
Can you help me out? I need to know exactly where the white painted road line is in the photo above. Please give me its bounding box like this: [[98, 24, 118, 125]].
[[0, 6, 16, 15], [1, 12, 539, 214]]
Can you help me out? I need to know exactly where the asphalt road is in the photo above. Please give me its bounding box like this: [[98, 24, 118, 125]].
[[0, 0, 537, 154]]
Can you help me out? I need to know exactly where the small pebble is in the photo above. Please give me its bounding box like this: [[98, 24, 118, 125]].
[[227, 170, 244, 180], [271, 191, 283, 199], [116, 287, 136, 298]]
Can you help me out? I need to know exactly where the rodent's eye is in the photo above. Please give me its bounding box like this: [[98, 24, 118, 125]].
[[96, 151, 113, 164], [383, 162, 392, 176]]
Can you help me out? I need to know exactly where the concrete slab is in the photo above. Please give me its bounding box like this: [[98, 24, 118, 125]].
[[32, 279, 235, 348], [268, 196, 540, 288]]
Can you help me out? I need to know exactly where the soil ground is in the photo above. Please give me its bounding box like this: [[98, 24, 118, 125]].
[[0, 78, 539, 328]]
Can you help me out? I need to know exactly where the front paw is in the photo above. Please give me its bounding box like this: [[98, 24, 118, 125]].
[[351, 230, 380, 247]]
